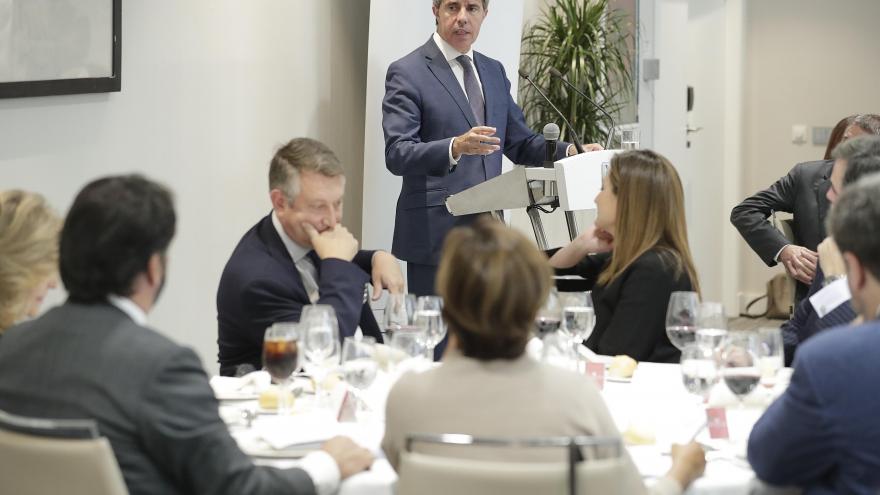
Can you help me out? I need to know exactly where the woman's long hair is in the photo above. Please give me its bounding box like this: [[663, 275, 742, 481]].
[[596, 150, 701, 295]]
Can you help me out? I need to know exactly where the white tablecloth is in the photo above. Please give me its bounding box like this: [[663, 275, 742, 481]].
[[219, 360, 786, 494]]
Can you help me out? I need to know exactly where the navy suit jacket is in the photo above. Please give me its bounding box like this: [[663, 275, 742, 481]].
[[217, 214, 382, 376], [749, 320, 880, 494], [781, 267, 857, 366], [383, 37, 567, 265]]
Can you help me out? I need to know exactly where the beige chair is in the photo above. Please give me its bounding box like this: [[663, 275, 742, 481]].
[[397, 434, 646, 495], [0, 408, 128, 495]]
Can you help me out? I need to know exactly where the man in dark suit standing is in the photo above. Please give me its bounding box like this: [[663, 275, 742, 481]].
[[217, 138, 404, 376], [730, 114, 880, 304], [383, 0, 601, 299], [0, 175, 373, 495], [748, 173, 880, 494]]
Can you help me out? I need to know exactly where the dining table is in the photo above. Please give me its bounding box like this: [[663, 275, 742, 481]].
[[214, 354, 790, 494]]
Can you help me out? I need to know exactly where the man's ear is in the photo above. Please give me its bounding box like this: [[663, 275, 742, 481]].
[[269, 189, 287, 213], [843, 252, 865, 293], [146, 253, 164, 288]]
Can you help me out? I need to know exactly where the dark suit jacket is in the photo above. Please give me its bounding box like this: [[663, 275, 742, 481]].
[[0, 302, 316, 495], [383, 37, 567, 265], [781, 267, 857, 366], [730, 160, 833, 301], [560, 249, 692, 363], [217, 214, 382, 376], [748, 320, 880, 494]]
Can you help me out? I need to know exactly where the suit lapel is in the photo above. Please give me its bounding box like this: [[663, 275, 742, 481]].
[[422, 38, 477, 128], [256, 214, 311, 296]]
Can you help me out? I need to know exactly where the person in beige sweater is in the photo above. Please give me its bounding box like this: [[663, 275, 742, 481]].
[[382, 217, 705, 494]]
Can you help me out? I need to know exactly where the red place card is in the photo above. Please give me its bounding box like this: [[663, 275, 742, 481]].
[[586, 362, 605, 391], [706, 407, 729, 439], [337, 390, 357, 423]]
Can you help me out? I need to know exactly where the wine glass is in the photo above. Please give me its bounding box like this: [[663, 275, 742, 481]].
[[414, 296, 446, 359], [560, 291, 596, 352], [754, 327, 784, 388], [695, 302, 728, 354], [720, 332, 761, 406], [535, 288, 562, 337], [262, 322, 300, 415], [301, 306, 339, 408], [341, 336, 378, 416], [389, 326, 428, 368], [541, 327, 577, 371], [383, 293, 417, 339], [680, 344, 718, 404], [665, 291, 700, 350]]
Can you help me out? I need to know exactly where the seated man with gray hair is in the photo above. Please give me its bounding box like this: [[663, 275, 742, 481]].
[[748, 171, 880, 493]]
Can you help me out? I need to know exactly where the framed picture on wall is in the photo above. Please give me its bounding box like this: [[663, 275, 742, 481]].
[[0, 0, 120, 99]]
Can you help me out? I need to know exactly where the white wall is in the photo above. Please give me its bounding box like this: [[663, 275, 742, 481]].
[[0, 0, 370, 371], [738, 0, 880, 296]]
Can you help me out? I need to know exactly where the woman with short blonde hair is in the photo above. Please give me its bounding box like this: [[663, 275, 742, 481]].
[[0, 190, 61, 333], [550, 149, 700, 362]]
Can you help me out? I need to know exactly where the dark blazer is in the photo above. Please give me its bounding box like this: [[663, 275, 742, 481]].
[[0, 302, 316, 495], [748, 320, 880, 494], [730, 160, 833, 301], [560, 249, 692, 363], [383, 37, 567, 266], [217, 214, 382, 376], [781, 267, 857, 366]]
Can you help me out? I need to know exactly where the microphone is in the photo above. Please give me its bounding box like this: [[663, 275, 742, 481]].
[[542, 123, 559, 168], [548, 67, 616, 151], [518, 69, 584, 154]]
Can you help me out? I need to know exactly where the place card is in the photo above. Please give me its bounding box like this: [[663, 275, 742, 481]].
[[706, 407, 729, 439], [337, 390, 357, 423], [586, 362, 605, 390]]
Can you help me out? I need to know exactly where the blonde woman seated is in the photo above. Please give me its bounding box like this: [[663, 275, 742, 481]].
[[0, 190, 61, 334], [382, 217, 705, 494], [550, 150, 700, 363]]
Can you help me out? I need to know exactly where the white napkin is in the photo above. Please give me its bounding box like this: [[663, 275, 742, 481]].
[[210, 370, 271, 398], [253, 414, 338, 450]]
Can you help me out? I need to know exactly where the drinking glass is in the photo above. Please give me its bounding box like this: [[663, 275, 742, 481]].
[[541, 328, 577, 372], [262, 322, 300, 415], [414, 296, 446, 359], [383, 293, 417, 339], [389, 326, 427, 362], [680, 344, 718, 404], [754, 327, 784, 388], [620, 128, 640, 150], [665, 291, 700, 350], [341, 336, 378, 414], [301, 306, 340, 408], [535, 288, 562, 337], [695, 302, 728, 353], [560, 291, 596, 348], [720, 332, 761, 405]]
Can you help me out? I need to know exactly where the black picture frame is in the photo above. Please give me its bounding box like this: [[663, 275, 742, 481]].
[[0, 0, 121, 99]]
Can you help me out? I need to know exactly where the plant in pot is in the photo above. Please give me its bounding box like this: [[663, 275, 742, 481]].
[[519, 0, 635, 148]]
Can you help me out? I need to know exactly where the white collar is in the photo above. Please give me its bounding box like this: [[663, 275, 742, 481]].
[[107, 295, 147, 326], [271, 211, 311, 264], [433, 31, 475, 63]]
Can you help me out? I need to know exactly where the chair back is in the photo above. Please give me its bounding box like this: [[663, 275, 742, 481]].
[[0, 409, 129, 495], [398, 434, 644, 495]]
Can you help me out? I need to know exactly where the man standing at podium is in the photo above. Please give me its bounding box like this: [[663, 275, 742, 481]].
[[383, 0, 600, 299]]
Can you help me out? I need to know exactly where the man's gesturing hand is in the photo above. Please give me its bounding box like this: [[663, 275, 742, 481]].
[[452, 126, 501, 159]]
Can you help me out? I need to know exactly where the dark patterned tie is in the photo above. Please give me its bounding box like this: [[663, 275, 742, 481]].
[[456, 55, 485, 126]]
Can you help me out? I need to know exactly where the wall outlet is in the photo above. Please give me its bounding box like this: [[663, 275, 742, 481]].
[[738, 291, 766, 316]]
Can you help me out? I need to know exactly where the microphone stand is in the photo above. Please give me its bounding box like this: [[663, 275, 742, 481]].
[[548, 67, 616, 151], [518, 69, 584, 154]]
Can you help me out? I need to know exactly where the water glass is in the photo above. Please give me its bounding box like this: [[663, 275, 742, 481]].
[[414, 296, 446, 358], [341, 336, 378, 414], [754, 327, 784, 388], [695, 301, 728, 353], [680, 344, 718, 403], [262, 322, 300, 414], [665, 291, 700, 350], [560, 291, 596, 346], [389, 326, 427, 362], [383, 293, 417, 339]]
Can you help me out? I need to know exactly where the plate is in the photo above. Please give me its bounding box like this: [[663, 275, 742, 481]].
[[605, 375, 632, 383], [240, 440, 323, 459], [215, 390, 260, 401]]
